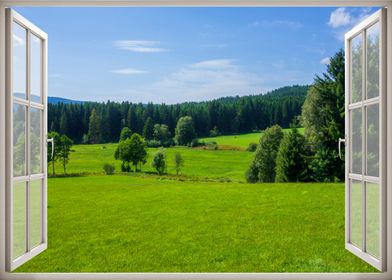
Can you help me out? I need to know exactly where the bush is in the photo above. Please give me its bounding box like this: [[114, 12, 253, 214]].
[[246, 125, 284, 183], [209, 126, 221, 137], [103, 163, 115, 175], [161, 138, 175, 147], [147, 140, 162, 148], [190, 138, 203, 147], [152, 149, 166, 175], [247, 142, 258, 152], [174, 153, 184, 175]]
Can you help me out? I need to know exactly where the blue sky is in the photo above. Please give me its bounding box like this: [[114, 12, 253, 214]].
[[15, 7, 378, 104]]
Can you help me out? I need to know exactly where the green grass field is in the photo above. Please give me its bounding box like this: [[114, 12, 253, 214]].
[[17, 175, 375, 272], [16, 130, 376, 272]]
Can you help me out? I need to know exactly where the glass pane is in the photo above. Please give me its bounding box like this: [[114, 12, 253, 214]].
[[30, 108, 42, 174], [367, 104, 379, 177], [13, 22, 26, 100], [351, 33, 363, 103], [350, 108, 362, 174], [13, 181, 26, 260], [30, 33, 42, 103], [13, 104, 26, 177], [366, 182, 380, 258], [366, 22, 380, 99], [350, 179, 363, 248], [30, 180, 42, 248]]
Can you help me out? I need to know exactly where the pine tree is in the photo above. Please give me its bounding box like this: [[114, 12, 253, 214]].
[[88, 108, 102, 144], [142, 117, 154, 140], [246, 125, 284, 183], [275, 127, 311, 182]]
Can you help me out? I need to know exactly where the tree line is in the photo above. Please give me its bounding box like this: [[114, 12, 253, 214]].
[[48, 85, 308, 144]]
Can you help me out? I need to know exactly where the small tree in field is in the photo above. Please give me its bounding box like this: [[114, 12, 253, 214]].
[[175, 116, 196, 146], [47, 131, 60, 176], [58, 134, 73, 174], [275, 127, 311, 182], [246, 125, 284, 183], [114, 138, 132, 172], [152, 149, 166, 175], [129, 133, 148, 172], [174, 153, 184, 175]]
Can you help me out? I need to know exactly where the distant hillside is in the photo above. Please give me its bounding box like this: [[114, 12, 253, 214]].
[[49, 84, 310, 143], [48, 97, 83, 104], [206, 85, 309, 104]]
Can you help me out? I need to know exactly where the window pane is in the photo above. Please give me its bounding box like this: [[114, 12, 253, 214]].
[[30, 180, 42, 248], [350, 108, 362, 174], [366, 104, 379, 177], [366, 22, 380, 99], [13, 104, 26, 177], [30, 108, 42, 174], [366, 182, 380, 258], [13, 181, 26, 260], [12, 22, 26, 100], [351, 33, 363, 103], [30, 33, 42, 103], [350, 179, 363, 248]]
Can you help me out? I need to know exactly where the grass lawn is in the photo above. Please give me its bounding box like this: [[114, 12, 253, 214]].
[[16, 175, 375, 272], [200, 128, 304, 150]]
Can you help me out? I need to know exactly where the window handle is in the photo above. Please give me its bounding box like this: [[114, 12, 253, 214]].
[[338, 138, 345, 159], [47, 138, 54, 160]]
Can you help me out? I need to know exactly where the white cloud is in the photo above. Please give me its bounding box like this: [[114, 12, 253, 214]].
[[110, 68, 146, 75], [121, 59, 266, 104], [320, 57, 331, 65], [113, 40, 168, 53], [328, 7, 374, 29], [250, 19, 303, 30], [328, 8, 352, 28], [190, 59, 235, 69]]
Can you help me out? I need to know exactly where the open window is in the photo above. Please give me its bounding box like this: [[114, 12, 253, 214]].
[[344, 8, 387, 271], [5, 9, 48, 271], [0, 3, 390, 277]]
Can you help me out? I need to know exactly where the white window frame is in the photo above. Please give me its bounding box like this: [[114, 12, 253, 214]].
[[5, 8, 48, 272], [344, 9, 387, 271], [0, 1, 391, 280]]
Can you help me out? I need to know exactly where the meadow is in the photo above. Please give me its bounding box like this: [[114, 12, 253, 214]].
[[16, 131, 376, 272]]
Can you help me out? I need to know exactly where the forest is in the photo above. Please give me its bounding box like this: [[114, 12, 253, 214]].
[[48, 85, 308, 144]]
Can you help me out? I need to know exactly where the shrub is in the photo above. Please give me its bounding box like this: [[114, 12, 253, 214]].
[[247, 142, 258, 152], [147, 140, 162, 148], [103, 163, 115, 175], [161, 138, 175, 147], [152, 149, 166, 175], [174, 153, 184, 175], [190, 138, 204, 147], [209, 126, 221, 137], [246, 125, 284, 183]]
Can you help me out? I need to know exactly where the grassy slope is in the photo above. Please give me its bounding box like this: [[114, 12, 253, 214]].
[[17, 175, 375, 272], [200, 128, 304, 150]]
